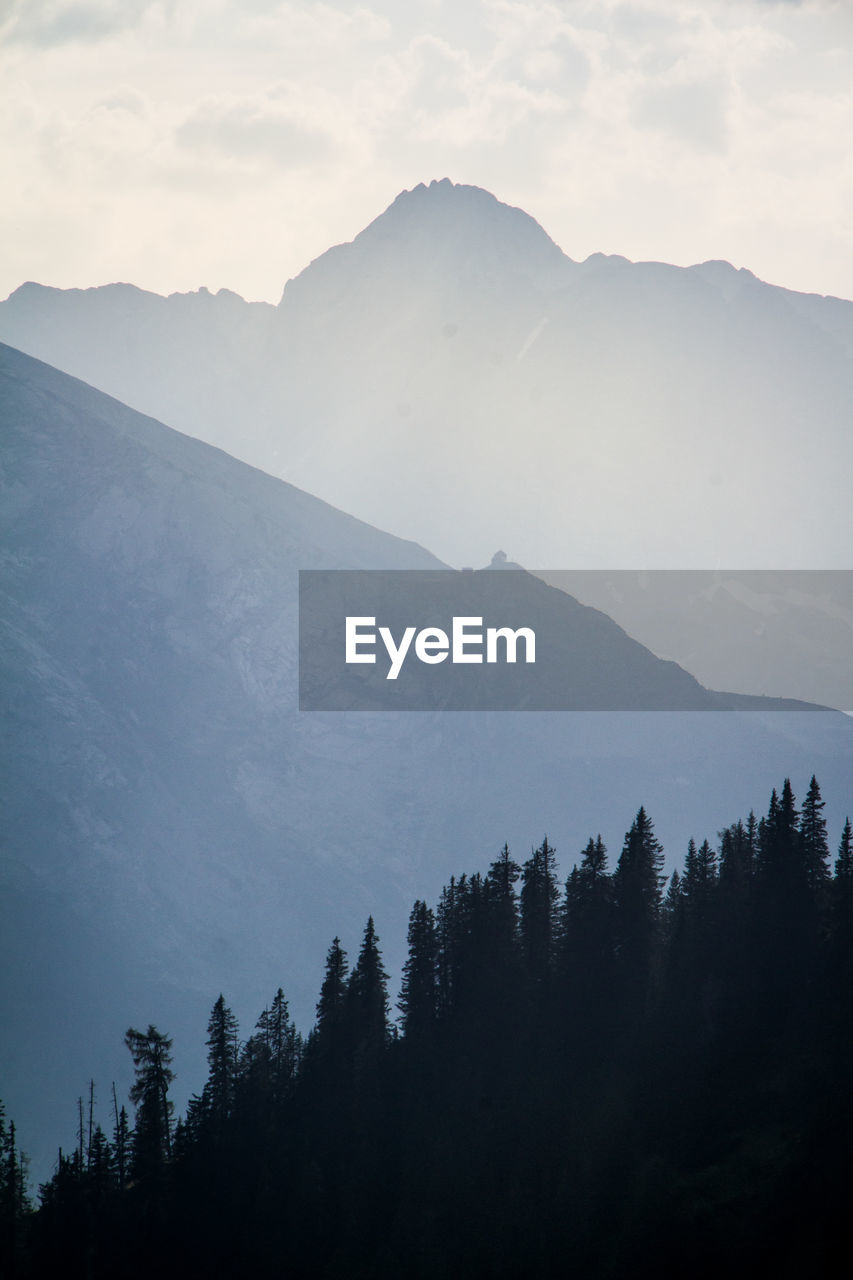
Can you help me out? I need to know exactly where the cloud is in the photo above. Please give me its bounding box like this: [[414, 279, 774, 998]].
[[634, 74, 732, 152], [405, 36, 473, 115], [175, 99, 336, 169], [0, 0, 158, 46], [91, 88, 149, 116]]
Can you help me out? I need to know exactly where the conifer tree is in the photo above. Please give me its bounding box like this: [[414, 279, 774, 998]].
[[308, 937, 351, 1075], [756, 780, 807, 912], [124, 1025, 175, 1177], [181, 1092, 208, 1146], [475, 847, 522, 1024], [833, 817, 853, 931], [560, 835, 615, 1048], [669, 836, 720, 1044], [204, 995, 240, 1136], [399, 900, 438, 1041], [753, 779, 825, 1021], [683, 837, 699, 895], [715, 816, 756, 1024], [836, 817, 853, 886], [257, 988, 300, 1102], [317, 937, 349, 1031], [759, 780, 799, 873], [683, 838, 717, 922], [452, 871, 494, 1016], [485, 844, 521, 951], [584, 834, 608, 882], [240, 987, 300, 1111], [436, 876, 463, 1017], [718, 815, 755, 894], [111, 1085, 129, 1192], [0, 1104, 30, 1273], [746, 808, 758, 859], [349, 916, 389, 1053], [87, 1125, 113, 1203], [800, 774, 830, 891], [613, 806, 665, 978], [662, 868, 683, 936], [758, 778, 809, 901], [520, 837, 559, 989], [756, 790, 779, 880], [562, 836, 613, 970]]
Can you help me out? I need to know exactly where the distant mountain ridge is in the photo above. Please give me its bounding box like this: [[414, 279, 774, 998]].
[[2, 178, 851, 568]]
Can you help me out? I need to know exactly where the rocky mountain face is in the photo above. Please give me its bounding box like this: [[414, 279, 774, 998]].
[[2, 178, 851, 569], [2, 341, 852, 1180]]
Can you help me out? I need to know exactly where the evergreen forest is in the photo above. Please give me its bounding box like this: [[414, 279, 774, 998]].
[[3, 775, 853, 1278]]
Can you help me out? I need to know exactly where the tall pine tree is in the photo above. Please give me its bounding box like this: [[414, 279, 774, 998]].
[[520, 837, 559, 992], [800, 774, 830, 892], [399, 900, 438, 1042], [203, 995, 240, 1138], [124, 1025, 175, 1179], [613, 806, 665, 982], [349, 917, 389, 1055]]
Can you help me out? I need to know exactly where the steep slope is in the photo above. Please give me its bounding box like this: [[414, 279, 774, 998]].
[[2, 343, 852, 1183], [538, 570, 853, 712], [1, 179, 851, 568]]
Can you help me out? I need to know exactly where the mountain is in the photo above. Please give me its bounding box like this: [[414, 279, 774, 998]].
[[0, 279, 275, 465], [2, 179, 852, 569], [537, 570, 853, 713], [2, 341, 853, 1182], [0, 339, 441, 1176]]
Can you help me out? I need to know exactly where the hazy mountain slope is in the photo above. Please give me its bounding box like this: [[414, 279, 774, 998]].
[[537, 570, 853, 713], [2, 343, 852, 1183], [1, 179, 851, 567], [0, 340, 445, 1176], [0, 281, 276, 461]]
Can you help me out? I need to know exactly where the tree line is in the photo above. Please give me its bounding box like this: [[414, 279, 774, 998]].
[[3, 775, 853, 1277]]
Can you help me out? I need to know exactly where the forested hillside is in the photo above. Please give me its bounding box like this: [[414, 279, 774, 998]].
[[3, 776, 851, 1278]]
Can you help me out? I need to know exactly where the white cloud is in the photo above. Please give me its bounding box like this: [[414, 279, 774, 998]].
[[0, 0, 161, 46], [175, 99, 336, 169], [634, 74, 732, 152]]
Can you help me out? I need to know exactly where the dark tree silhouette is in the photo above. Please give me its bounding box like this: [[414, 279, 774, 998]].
[[203, 995, 240, 1138], [836, 816, 853, 892], [801, 774, 830, 892], [348, 916, 390, 1054], [17, 777, 853, 1280], [398, 900, 438, 1041], [613, 806, 665, 1001], [520, 837, 559, 992], [124, 1026, 175, 1178]]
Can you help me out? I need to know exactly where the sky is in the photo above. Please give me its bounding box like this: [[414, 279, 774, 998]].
[[3, 0, 853, 304]]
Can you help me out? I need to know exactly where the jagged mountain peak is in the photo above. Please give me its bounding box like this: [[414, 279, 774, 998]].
[[280, 179, 571, 305], [368, 178, 566, 254]]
